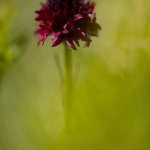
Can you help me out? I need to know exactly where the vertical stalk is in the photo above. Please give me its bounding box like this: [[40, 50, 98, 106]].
[[62, 43, 73, 132]]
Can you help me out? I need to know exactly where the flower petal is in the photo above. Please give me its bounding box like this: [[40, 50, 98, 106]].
[[66, 40, 77, 50], [39, 25, 52, 30], [74, 14, 83, 21], [52, 38, 64, 47], [74, 39, 80, 47], [51, 32, 61, 45]]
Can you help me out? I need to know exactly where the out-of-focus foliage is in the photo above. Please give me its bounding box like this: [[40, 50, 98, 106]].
[[0, 1, 27, 77], [0, 0, 150, 150]]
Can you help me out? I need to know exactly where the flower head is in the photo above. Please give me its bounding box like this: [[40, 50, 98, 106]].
[[35, 0, 101, 50]]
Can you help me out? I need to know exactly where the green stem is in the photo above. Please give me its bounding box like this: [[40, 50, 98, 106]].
[[62, 43, 73, 131]]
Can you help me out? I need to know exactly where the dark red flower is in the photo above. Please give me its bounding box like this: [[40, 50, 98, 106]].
[[35, 0, 101, 50]]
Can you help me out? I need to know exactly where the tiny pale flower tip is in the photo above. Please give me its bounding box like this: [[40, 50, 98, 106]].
[[35, 0, 101, 50]]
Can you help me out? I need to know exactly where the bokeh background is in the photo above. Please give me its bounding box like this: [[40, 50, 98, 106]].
[[0, 0, 150, 150]]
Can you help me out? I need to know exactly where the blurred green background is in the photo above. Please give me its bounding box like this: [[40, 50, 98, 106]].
[[0, 0, 150, 150]]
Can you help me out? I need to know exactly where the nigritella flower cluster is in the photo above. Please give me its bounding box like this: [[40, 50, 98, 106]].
[[35, 0, 101, 50]]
